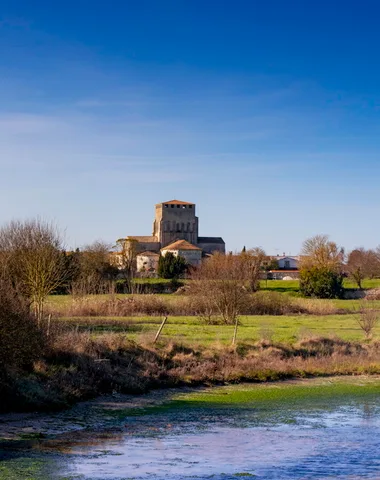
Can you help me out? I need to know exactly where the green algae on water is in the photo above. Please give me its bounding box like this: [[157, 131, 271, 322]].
[[128, 376, 380, 416]]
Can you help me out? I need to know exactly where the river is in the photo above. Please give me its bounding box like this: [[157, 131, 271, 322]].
[[1, 377, 380, 479]]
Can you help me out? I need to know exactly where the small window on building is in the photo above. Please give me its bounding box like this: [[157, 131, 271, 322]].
[[177, 205, 180, 208], [285, 260, 290, 269], [164, 204, 168, 208], [189, 205, 193, 208], [182, 205, 186, 209], [171, 205, 174, 208]]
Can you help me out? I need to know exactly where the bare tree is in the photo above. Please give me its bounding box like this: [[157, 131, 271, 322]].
[[115, 238, 139, 280], [241, 247, 266, 292], [357, 307, 379, 339], [300, 234, 344, 272], [0, 218, 69, 325], [347, 249, 366, 289], [73, 240, 117, 295], [346, 248, 380, 288], [190, 252, 263, 344], [0, 278, 45, 371], [368, 248, 380, 279]]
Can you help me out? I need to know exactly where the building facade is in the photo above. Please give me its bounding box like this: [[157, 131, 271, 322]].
[[274, 256, 300, 270], [136, 251, 160, 272], [160, 239, 202, 267], [118, 200, 225, 271], [153, 200, 199, 247]]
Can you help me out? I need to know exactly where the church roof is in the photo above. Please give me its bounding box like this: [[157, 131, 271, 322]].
[[160, 200, 194, 205], [161, 239, 202, 251], [126, 236, 159, 243], [138, 251, 160, 257], [198, 237, 225, 245]]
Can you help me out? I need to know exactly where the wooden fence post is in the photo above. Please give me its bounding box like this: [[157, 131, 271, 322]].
[[232, 316, 239, 345], [47, 314, 52, 337], [154, 316, 168, 344]]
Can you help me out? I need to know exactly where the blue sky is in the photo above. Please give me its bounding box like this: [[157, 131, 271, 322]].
[[1, 1, 380, 253]]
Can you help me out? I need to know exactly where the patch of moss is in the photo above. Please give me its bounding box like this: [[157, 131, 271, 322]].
[[128, 377, 380, 415]]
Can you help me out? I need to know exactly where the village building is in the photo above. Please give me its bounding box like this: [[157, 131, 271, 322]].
[[136, 251, 160, 272], [274, 255, 300, 270], [266, 255, 301, 280], [115, 199, 225, 271], [161, 239, 202, 267]]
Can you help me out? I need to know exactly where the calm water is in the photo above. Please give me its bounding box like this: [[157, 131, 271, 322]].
[[1, 382, 380, 479]]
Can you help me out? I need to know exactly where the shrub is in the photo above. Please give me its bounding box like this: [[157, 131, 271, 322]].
[[247, 291, 292, 315], [357, 308, 379, 339], [0, 282, 45, 370], [292, 297, 339, 315], [300, 266, 344, 299], [158, 253, 188, 279]]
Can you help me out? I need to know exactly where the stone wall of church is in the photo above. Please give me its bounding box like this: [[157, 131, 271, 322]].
[[153, 203, 199, 247], [197, 241, 225, 255], [136, 241, 161, 253]]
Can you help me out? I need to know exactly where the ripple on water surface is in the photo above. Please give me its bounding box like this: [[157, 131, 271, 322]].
[[2, 379, 380, 480], [67, 394, 380, 479]]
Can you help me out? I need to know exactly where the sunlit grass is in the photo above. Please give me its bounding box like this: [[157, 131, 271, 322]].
[[260, 278, 380, 292], [163, 377, 380, 406], [58, 313, 380, 345], [123, 377, 380, 417]]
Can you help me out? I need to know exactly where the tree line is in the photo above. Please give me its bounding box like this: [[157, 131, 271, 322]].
[[2, 217, 380, 327]]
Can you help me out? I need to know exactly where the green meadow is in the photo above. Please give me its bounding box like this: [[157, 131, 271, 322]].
[[58, 313, 380, 345], [46, 278, 380, 347], [260, 278, 380, 292]]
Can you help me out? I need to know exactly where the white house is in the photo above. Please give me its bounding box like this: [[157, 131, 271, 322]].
[[274, 256, 300, 270], [161, 239, 202, 267], [136, 251, 160, 272]]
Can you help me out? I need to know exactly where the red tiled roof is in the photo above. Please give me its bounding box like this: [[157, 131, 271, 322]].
[[138, 251, 160, 257], [161, 239, 202, 251], [160, 200, 194, 205]]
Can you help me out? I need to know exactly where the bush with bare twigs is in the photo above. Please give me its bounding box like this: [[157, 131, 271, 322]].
[[357, 308, 379, 339], [2, 327, 380, 412], [0, 218, 70, 324], [47, 290, 343, 319], [299, 235, 344, 299], [190, 252, 257, 325], [0, 280, 46, 411], [0, 281, 45, 371]]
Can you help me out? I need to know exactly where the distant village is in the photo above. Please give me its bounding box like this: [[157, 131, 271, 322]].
[[111, 199, 300, 279]]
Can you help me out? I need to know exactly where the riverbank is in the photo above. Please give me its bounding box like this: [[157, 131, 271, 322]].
[[2, 331, 380, 413], [1, 376, 380, 442]]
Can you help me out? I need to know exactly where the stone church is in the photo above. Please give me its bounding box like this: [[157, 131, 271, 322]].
[[118, 200, 225, 266]]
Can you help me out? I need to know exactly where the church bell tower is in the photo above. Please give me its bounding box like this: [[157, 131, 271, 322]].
[[153, 200, 199, 247]]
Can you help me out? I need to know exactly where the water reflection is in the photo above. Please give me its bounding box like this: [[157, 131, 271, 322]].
[[65, 399, 380, 479], [1, 385, 380, 480]]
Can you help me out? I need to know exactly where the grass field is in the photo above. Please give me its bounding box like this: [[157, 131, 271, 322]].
[[58, 313, 380, 345], [7, 285, 380, 413], [260, 278, 380, 292], [46, 278, 380, 348]]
